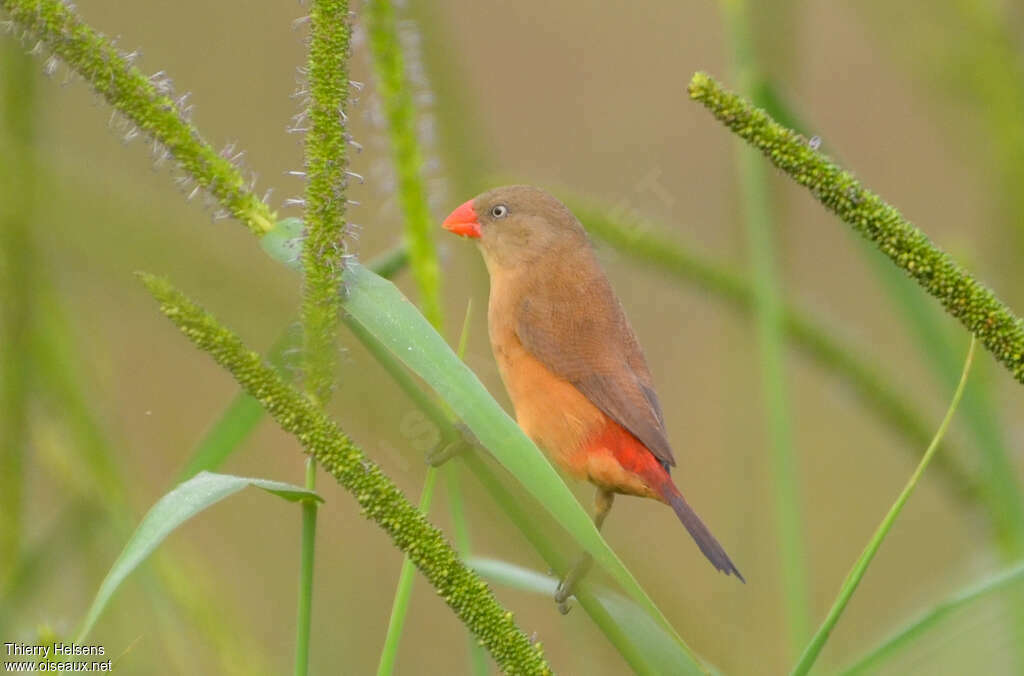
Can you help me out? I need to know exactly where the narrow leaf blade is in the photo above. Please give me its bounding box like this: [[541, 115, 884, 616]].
[[77, 471, 321, 640]]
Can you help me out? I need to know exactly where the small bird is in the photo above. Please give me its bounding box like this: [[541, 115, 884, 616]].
[[442, 186, 743, 608]]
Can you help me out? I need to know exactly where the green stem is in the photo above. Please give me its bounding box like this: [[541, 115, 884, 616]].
[[792, 337, 976, 675], [377, 468, 438, 676], [377, 300, 471, 675], [447, 301, 487, 675], [861, 240, 1024, 664], [140, 274, 551, 675], [0, 38, 36, 578], [721, 0, 810, 656], [446, 463, 488, 676], [366, 0, 444, 329], [863, 246, 1024, 545], [405, 1, 489, 196], [295, 458, 319, 676], [294, 2, 351, 665], [689, 71, 1024, 386], [301, 0, 352, 404], [0, 0, 275, 235]]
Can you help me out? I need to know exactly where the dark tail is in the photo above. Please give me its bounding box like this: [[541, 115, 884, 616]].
[[664, 486, 745, 583]]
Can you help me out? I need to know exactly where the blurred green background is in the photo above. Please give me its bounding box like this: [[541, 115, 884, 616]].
[[2, 0, 1024, 673]]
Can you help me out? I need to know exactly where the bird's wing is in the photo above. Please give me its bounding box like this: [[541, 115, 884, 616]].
[[515, 265, 676, 469]]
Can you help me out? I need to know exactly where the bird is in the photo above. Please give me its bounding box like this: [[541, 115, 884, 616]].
[[441, 185, 743, 609]]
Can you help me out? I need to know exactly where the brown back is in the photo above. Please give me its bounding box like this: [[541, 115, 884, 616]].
[[514, 243, 676, 470]]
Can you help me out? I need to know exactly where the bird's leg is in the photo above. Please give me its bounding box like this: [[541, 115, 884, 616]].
[[425, 422, 480, 467], [555, 488, 614, 614]]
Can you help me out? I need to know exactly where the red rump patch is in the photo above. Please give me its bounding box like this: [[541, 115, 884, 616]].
[[584, 416, 675, 499]]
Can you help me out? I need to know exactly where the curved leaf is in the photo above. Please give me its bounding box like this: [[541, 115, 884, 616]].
[[77, 471, 321, 640]]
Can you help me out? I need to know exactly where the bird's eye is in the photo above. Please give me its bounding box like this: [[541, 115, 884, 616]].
[[490, 204, 509, 219]]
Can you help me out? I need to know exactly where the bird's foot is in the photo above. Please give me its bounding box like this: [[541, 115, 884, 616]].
[[425, 423, 479, 467], [554, 579, 576, 615], [553, 553, 594, 615]]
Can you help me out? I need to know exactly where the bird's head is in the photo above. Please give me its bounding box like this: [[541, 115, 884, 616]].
[[442, 185, 586, 269]]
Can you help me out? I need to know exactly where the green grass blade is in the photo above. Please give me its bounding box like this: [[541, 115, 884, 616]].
[[295, 458, 319, 676], [841, 560, 1024, 675], [77, 471, 322, 641], [721, 0, 810, 655], [468, 557, 560, 594], [448, 464, 488, 676], [448, 302, 487, 676], [860, 240, 1024, 663], [377, 299, 472, 676], [863, 244, 1024, 552], [366, 0, 444, 330], [791, 337, 976, 675], [341, 262, 705, 674], [0, 39, 37, 576], [377, 468, 438, 676]]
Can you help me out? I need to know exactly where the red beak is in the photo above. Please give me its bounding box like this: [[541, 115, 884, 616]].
[[442, 199, 482, 239]]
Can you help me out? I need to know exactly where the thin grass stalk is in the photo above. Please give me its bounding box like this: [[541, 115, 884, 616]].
[[689, 71, 1024, 386], [721, 0, 810, 656], [404, 2, 489, 197], [294, 1, 354, 668], [363, 10, 484, 663], [863, 248, 1024, 546], [792, 337, 976, 675], [377, 300, 470, 675], [376, 468, 438, 676], [860, 242, 1024, 663], [366, 0, 444, 329], [295, 458, 318, 676], [448, 461, 489, 676], [0, 0, 275, 235], [0, 39, 35, 577], [140, 274, 551, 675], [449, 302, 488, 676], [841, 559, 1024, 675]]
